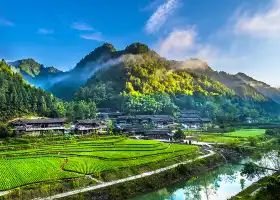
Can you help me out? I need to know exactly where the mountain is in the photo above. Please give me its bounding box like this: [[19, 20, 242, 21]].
[[7, 42, 280, 119], [0, 60, 65, 122], [236, 73, 280, 104], [195, 69, 267, 101], [72, 43, 280, 119], [8, 58, 64, 89], [47, 42, 156, 100], [76, 48, 234, 101]]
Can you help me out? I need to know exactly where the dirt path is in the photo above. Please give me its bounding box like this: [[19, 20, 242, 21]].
[[60, 158, 68, 170], [34, 150, 215, 200]]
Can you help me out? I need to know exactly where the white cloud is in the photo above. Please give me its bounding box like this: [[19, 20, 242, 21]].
[[156, 28, 196, 60], [38, 29, 54, 35], [235, 0, 280, 38], [0, 17, 14, 26], [141, 0, 162, 11], [72, 22, 93, 31], [153, 0, 280, 87], [145, 0, 178, 34], [80, 32, 103, 41]]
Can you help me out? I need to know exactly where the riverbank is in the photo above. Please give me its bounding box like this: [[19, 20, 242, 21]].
[[50, 154, 223, 200], [33, 142, 256, 200], [229, 171, 280, 200]]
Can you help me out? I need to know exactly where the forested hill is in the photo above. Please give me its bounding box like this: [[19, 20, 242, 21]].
[[73, 43, 280, 120], [0, 60, 98, 123], [8, 58, 64, 89], [0, 60, 65, 122], [47, 43, 161, 99], [5, 42, 280, 121], [236, 73, 280, 104]]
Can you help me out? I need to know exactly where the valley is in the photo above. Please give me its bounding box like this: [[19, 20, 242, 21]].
[[1, 42, 280, 200]]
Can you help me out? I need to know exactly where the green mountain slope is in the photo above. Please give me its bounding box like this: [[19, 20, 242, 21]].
[[236, 73, 280, 104], [8, 58, 64, 89], [0, 60, 65, 122], [74, 43, 280, 119]]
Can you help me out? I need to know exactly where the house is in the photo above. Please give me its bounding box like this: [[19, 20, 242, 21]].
[[245, 117, 253, 124], [9, 118, 66, 135], [138, 115, 175, 126], [116, 116, 145, 125], [116, 115, 174, 126], [114, 123, 144, 134], [178, 109, 211, 129], [74, 120, 107, 134], [144, 129, 172, 140]]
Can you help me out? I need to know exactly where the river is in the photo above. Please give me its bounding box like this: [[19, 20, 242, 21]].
[[130, 152, 276, 200]]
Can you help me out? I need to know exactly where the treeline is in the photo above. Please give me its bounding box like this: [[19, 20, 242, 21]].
[[74, 44, 280, 122], [0, 60, 97, 122]]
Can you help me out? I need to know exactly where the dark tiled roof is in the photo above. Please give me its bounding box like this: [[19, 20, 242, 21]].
[[180, 114, 200, 118], [201, 118, 211, 122], [117, 116, 143, 120], [10, 118, 66, 125], [178, 118, 202, 123], [117, 115, 174, 121], [144, 129, 171, 135], [75, 119, 103, 125]]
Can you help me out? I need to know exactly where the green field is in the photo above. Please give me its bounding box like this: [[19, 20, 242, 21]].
[[197, 129, 265, 144], [0, 137, 200, 191], [224, 129, 265, 137], [0, 157, 82, 190], [199, 135, 245, 144]]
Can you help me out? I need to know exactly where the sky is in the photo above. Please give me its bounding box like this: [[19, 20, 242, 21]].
[[1, 0, 280, 86]]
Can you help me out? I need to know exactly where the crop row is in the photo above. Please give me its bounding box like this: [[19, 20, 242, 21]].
[[0, 157, 82, 191], [64, 148, 200, 175]]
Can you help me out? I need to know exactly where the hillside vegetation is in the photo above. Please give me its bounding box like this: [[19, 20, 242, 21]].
[[0, 60, 97, 125], [74, 43, 280, 120], [4, 42, 280, 121], [0, 60, 65, 122]]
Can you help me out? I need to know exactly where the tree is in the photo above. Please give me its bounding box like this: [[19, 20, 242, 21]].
[[241, 162, 266, 180], [266, 175, 280, 199], [0, 123, 12, 138], [89, 101, 97, 119], [173, 128, 185, 141], [248, 136, 258, 147]]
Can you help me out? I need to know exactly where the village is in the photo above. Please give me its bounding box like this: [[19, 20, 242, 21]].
[[8, 109, 212, 140]]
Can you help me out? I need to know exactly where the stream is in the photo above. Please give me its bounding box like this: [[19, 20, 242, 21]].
[[130, 152, 276, 200]]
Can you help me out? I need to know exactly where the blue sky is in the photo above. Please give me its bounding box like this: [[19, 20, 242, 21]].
[[1, 0, 280, 86]]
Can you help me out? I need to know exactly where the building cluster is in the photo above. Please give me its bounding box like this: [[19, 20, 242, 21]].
[[9, 109, 211, 140]]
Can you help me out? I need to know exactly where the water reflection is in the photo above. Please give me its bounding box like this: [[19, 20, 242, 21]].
[[131, 163, 266, 200]]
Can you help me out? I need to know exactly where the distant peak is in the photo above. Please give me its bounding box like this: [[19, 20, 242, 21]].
[[124, 42, 150, 54], [45, 66, 62, 73], [236, 72, 248, 77], [99, 42, 116, 52]]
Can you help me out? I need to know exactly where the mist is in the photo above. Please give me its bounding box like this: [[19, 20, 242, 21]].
[[29, 56, 126, 91], [169, 59, 209, 72]]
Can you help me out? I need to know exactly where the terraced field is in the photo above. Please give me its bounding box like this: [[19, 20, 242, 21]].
[[224, 129, 265, 137], [197, 129, 265, 144], [0, 137, 200, 191], [0, 157, 82, 190]]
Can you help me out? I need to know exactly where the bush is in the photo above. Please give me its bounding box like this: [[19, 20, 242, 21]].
[[0, 123, 12, 138], [265, 129, 280, 137]]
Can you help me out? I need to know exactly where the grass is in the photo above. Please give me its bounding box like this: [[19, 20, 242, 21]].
[[0, 157, 82, 191], [224, 129, 265, 138], [199, 135, 246, 144], [196, 129, 266, 144], [64, 147, 199, 175], [0, 137, 200, 191]]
